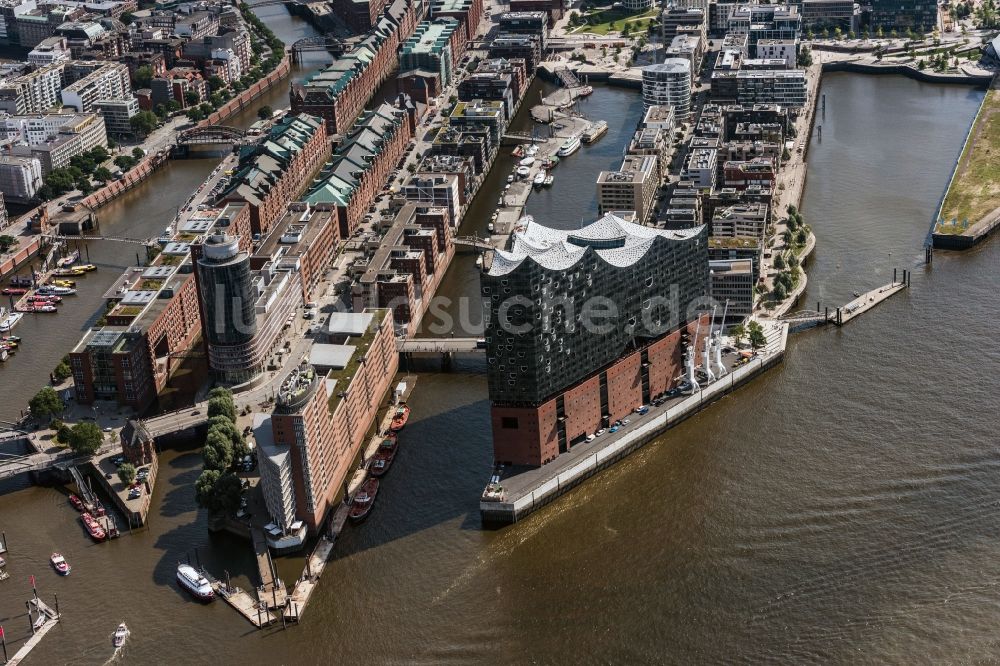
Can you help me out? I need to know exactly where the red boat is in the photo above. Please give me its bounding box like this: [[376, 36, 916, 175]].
[[50, 552, 71, 576], [68, 494, 84, 511], [28, 295, 62, 304], [81, 512, 107, 542], [1, 287, 26, 295], [370, 435, 398, 478], [389, 404, 410, 432], [348, 478, 379, 523]]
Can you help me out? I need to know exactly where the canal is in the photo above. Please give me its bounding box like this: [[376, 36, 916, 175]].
[[2, 49, 999, 665]]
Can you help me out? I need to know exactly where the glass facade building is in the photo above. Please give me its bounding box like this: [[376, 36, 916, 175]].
[[195, 234, 256, 347]]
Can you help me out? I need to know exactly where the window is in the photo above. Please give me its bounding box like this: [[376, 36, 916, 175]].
[[501, 417, 519, 429]]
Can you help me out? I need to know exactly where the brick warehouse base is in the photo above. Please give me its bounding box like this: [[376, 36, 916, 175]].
[[490, 315, 709, 467]]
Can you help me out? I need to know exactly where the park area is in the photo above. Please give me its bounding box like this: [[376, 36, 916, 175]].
[[938, 88, 1000, 233], [567, 7, 658, 35]]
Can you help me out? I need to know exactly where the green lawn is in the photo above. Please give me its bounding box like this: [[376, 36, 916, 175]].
[[939, 89, 1000, 228], [569, 8, 657, 35]]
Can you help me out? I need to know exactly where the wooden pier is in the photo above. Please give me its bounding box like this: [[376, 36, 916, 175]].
[[780, 272, 911, 332], [212, 579, 278, 628]]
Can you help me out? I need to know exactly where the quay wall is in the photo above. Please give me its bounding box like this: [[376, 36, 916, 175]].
[[481, 332, 788, 525], [84, 453, 158, 527], [79, 151, 171, 210], [820, 60, 992, 86], [198, 56, 291, 128], [0, 234, 42, 280]]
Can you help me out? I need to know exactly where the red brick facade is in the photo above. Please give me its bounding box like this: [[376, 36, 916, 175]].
[[490, 315, 709, 466]]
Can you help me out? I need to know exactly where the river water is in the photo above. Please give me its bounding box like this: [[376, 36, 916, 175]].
[[1, 29, 999, 665]]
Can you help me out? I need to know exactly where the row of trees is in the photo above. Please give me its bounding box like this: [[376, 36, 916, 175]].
[[194, 388, 249, 515], [730, 321, 767, 350], [35, 146, 141, 201]]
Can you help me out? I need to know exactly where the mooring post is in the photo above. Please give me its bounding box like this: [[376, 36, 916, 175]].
[[25, 601, 33, 634], [893, 268, 897, 285], [2, 623, 8, 662], [53, 594, 59, 618]]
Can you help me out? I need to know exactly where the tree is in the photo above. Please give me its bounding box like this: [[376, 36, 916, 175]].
[[202, 435, 232, 471], [918, 58, 927, 70], [0, 234, 15, 252], [118, 462, 137, 486], [130, 111, 158, 138], [30, 386, 62, 420], [184, 90, 201, 106], [94, 166, 113, 183], [186, 107, 205, 122], [730, 323, 746, 346], [257, 105, 273, 120], [773, 282, 788, 301], [207, 388, 236, 421], [207, 75, 226, 91], [132, 147, 145, 160], [747, 321, 767, 350], [796, 228, 808, 245], [134, 65, 153, 89], [114, 155, 135, 170], [53, 359, 72, 381], [56, 422, 72, 444], [90, 146, 109, 163], [195, 469, 221, 508], [68, 422, 102, 456], [773, 253, 786, 270]]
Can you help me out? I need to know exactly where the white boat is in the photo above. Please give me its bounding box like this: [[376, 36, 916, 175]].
[[518, 156, 535, 167], [487, 222, 494, 232], [506, 174, 514, 183], [515, 166, 531, 177], [533, 171, 547, 187], [557, 135, 581, 157], [544, 175, 554, 186], [113, 622, 129, 648], [526, 144, 539, 156], [475, 255, 484, 268], [37, 285, 75, 295], [0, 311, 23, 332], [176, 563, 214, 601]]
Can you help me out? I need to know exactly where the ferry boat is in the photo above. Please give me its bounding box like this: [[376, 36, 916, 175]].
[[582, 120, 608, 143], [17, 304, 57, 313], [348, 478, 380, 523], [77, 264, 97, 272], [370, 435, 398, 478], [29, 295, 62, 304], [0, 311, 23, 332], [113, 622, 129, 648], [176, 563, 214, 601], [68, 494, 85, 511], [81, 512, 107, 542], [390, 404, 410, 431], [556, 135, 581, 157], [533, 170, 547, 187], [1, 287, 26, 295], [52, 268, 85, 277], [50, 552, 71, 575]]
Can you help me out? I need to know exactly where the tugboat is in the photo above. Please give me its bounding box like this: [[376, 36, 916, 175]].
[[80, 512, 107, 542], [370, 435, 398, 478], [68, 494, 85, 511], [112, 622, 129, 648], [348, 478, 380, 523], [176, 563, 215, 601], [390, 404, 410, 431], [50, 552, 71, 575]]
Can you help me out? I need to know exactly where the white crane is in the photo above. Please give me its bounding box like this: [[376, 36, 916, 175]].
[[685, 318, 700, 392], [713, 301, 729, 378], [702, 307, 716, 384]]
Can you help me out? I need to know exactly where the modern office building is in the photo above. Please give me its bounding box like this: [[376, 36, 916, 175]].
[[93, 97, 139, 137], [711, 202, 769, 239], [681, 146, 717, 190], [756, 39, 796, 67], [728, 4, 801, 56], [666, 33, 704, 81], [398, 18, 463, 88], [481, 213, 709, 466], [868, 0, 937, 31], [799, 0, 858, 31], [596, 154, 659, 223], [712, 69, 807, 107], [642, 60, 691, 118], [708, 258, 754, 320]]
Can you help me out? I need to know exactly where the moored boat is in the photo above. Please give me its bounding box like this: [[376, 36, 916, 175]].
[[557, 135, 581, 157], [390, 404, 410, 431], [533, 170, 547, 187], [515, 165, 530, 178], [577, 85, 593, 96], [348, 478, 380, 523], [81, 512, 107, 542], [51, 279, 76, 288], [68, 494, 84, 511], [36, 286, 75, 295], [113, 622, 129, 648], [1, 287, 27, 295], [56, 251, 80, 268], [176, 563, 214, 601], [544, 174, 554, 186], [50, 552, 71, 575], [370, 435, 398, 478], [511, 145, 524, 158], [582, 120, 608, 143], [518, 156, 535, 167], [0, 312, 23, 331], [52, 268, 85, 277]]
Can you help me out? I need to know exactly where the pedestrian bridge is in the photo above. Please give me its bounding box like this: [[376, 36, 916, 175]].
[[398, 338, 484, 353]]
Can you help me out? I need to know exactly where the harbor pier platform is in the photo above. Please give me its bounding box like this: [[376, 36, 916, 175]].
[[480, 323, 789, 525]]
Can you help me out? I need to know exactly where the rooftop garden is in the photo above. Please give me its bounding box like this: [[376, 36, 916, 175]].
[[325, 310, 387, 414]]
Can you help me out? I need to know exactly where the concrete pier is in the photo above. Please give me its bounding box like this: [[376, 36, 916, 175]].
[[833, 280, 907, 326], [481, 323, 789, 525], [6, 597, 59, 665]]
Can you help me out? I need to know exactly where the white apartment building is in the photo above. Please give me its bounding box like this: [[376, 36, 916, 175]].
[[0, 63, 64, 114], [61, 62, 130, 112], [0, 155, 43, 202], [642, 59, 691, 119]]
